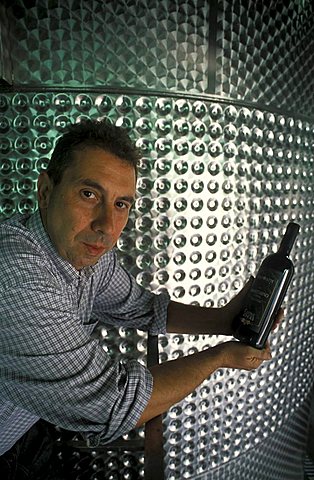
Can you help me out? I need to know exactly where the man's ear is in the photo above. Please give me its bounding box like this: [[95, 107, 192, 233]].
[[37, 171, 54, 209]]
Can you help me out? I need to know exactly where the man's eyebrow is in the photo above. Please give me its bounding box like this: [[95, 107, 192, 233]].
[[77, 178, 135, 204]]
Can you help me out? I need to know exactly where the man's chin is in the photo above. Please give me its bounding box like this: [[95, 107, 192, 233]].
[[75, 250, 111, 270], [66, 243, 112, 270], [74, 255, 99, 270]]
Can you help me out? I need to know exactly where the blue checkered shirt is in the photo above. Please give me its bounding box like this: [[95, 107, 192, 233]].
[[0, 211, 169, 454]]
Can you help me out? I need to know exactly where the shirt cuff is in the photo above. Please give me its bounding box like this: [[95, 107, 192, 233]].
[[149, 291, 170, 335], [84, 360, 153, 447]]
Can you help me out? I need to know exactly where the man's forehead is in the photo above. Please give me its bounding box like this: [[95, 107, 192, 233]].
[[61, 149, 136, 195], [66, 147, 136, 176]]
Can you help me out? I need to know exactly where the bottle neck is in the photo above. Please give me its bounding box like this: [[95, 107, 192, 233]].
[[277, 222, 300, 256], [278, 238, 293, 256]]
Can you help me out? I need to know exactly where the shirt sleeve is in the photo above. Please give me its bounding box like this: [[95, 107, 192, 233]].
[[92, 250, 170, 335], [0, 275, 153, 444]]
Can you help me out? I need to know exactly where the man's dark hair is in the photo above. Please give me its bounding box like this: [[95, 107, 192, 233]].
[[46, 118, 140, 184]]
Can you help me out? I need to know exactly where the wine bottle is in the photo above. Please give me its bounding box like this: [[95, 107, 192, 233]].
[[232, 222, 300, 349]]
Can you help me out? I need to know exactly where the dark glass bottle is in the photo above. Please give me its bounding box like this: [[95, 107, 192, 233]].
[[232, 222, 300, 349]]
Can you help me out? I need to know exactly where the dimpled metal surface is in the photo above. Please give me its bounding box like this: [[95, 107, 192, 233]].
[[0, 92, 314, 479], [5, 0, 209, 93], [3, 0, 314, 115], [216, 0, 314, 116]]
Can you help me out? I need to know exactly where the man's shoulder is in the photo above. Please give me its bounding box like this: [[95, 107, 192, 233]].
[[0, 213, 54, 283], [0, 213, 43, 256], [0, 213, 30, 230]]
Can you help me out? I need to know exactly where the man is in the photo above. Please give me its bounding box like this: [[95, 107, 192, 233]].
[[0, 119, 278, 478]]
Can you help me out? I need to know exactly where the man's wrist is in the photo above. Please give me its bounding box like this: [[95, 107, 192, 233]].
[[218, 304, 235, 337]]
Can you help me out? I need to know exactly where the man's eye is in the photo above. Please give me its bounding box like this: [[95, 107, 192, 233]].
[[82, 190, 96, 199], [116, 201, 129, 209]]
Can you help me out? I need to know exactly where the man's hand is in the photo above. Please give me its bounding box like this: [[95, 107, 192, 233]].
[[221, 277, 285, 336], [213, 340, 272, 371], [271, 307, 285, 332], [218, 277, 254, 335]]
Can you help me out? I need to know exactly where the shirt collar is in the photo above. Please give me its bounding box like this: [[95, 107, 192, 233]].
[[26, 210, 95, 284]]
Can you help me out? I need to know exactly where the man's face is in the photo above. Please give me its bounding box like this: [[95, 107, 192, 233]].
[[38, 147, 136, 270]]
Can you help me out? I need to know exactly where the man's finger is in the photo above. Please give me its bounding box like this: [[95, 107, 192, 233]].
[[271, 307, 285, 331]]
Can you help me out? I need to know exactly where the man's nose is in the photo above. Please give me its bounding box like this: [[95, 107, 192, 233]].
[[92, 206, 115, 235]]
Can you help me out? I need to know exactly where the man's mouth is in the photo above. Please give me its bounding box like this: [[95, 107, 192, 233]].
[[83, 243, 106, 256]]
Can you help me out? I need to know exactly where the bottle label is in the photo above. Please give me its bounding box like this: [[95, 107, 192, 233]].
[[239, 267, 286, 332]]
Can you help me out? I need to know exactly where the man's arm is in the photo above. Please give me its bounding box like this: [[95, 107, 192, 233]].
[[166, 278, 254, 335], [167, 278, 284, 336], [137, 277, 282, 426], [136, 340, 272, 426]]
